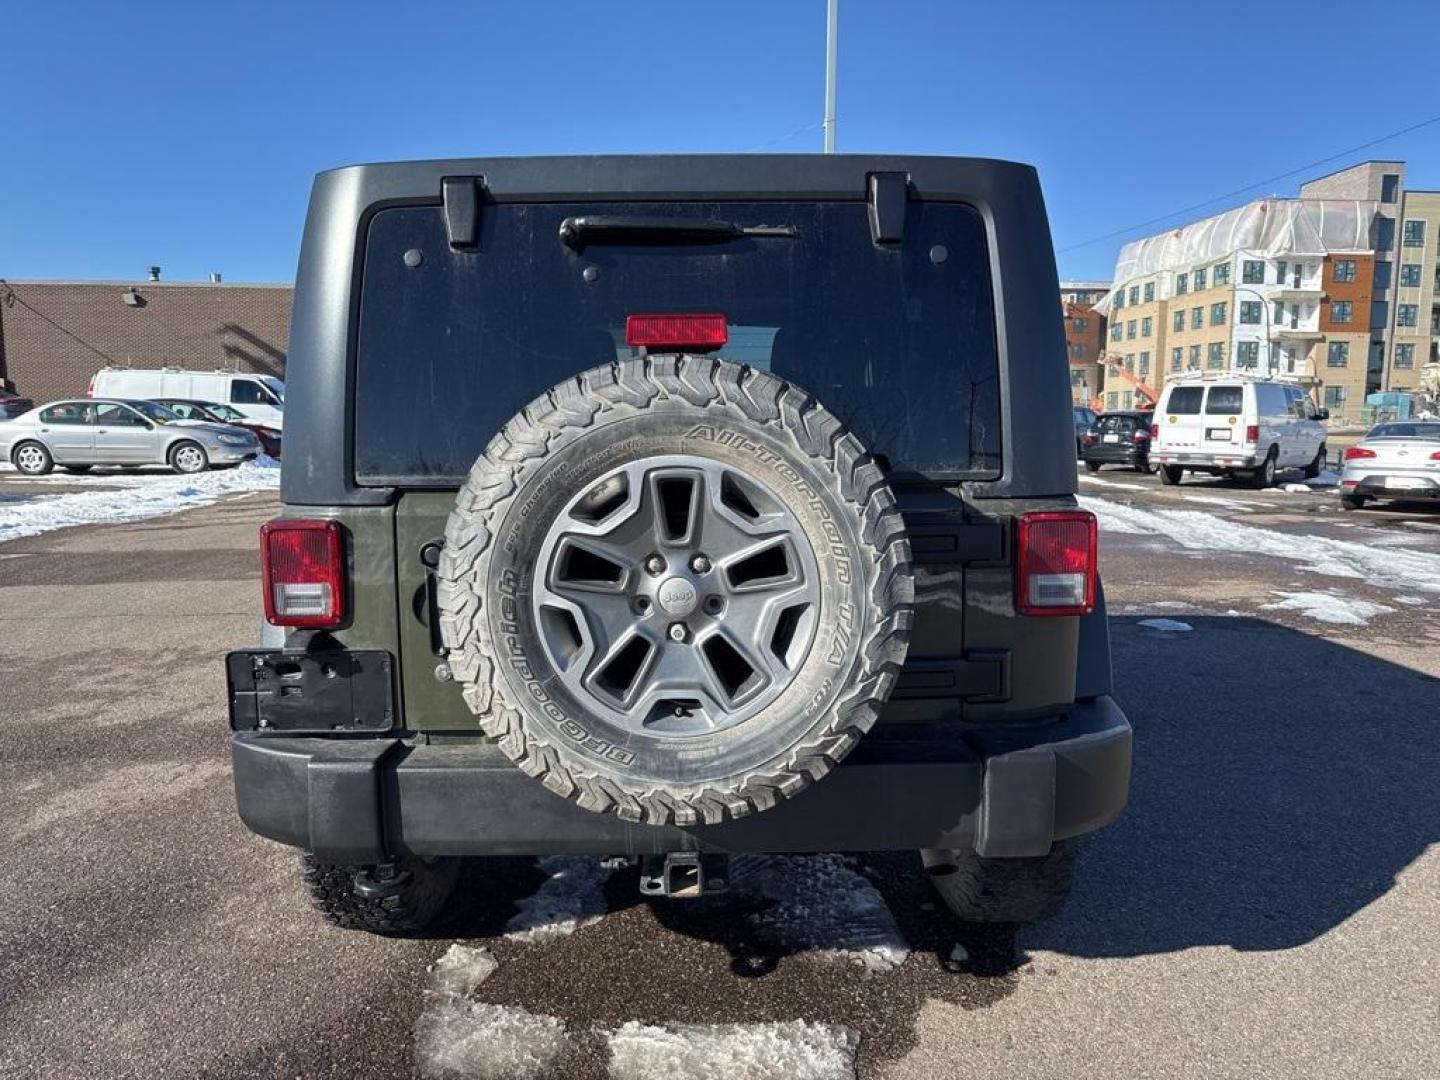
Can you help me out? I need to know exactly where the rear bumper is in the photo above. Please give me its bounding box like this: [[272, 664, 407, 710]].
[[231, 697, 1132, 863], [1083, 445, 1149, 465], [1154, 450, 1258, 469], [1342, 471, 1440, 498]]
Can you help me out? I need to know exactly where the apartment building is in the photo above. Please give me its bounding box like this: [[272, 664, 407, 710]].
[[1059, 280, 1109, 404], [1103, 272, 1164, 410], [1388, 190, 1440, 391]]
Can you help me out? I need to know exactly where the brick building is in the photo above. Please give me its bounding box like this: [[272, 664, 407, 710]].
[[1059, 281, 1109, 405], [0, 277, 292, 403]]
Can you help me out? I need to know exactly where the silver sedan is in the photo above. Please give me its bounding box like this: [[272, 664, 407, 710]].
[[1339, 420, 1440, 510], [0, 398, 261, 476]]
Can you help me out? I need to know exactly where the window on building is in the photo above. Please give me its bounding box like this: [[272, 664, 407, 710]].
[[1276, 259, 1287, 284], [1235, 341, 1259, 369], [1331, 299, 1353, 324], [1207, 342, 1224, 369], [1188, 344, 1201, 370], [1374, 260, 1391, 288], [1327, 341, 1349, 367], [1141, 316, 1152, 337], [1213, 262, 1231, 285], [1239, 300, 1262, 324], [1107, 392, 1119, 410], [1139, 351, 1150, 376], [1190, 306, 1203, 329], [1121, 390, 1134, 409], [1398, 304, 1418, 327], [1194, 267, 1207, 291], [1370, 300, 1388, 329], [1074, 316, 1088, 330], [1168, 347, 1181, 372], [1242, 260, 1264, 284], [1400, 263, 1421, 287], [1125, 353, 1135, 370], [1114, 289, 1125, 309], [1176, 272, 1188, 295], [1376, 217, 1395, 249], [1111, 323, 1123, 342], [1333, 259, 1356, 283], [1274, 301, 1286, 325], [1173, 310, 1185, 332], [1395, 343, 1415, 368], [1210, 302, 1227, 325], [1324, 385, 1348, 410], [1369, 341, 1385, 374], [1126, 319, 1136, 339], [1143, 282, 1155, 303], [1402, 219, 1426, 247], [1128, 285, 1139, 306], [1381, 174, 1399, 204]]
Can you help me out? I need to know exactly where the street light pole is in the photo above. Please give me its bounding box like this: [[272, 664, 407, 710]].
[[1235, 286, 1273, 376], [823, 0, 838, 153]]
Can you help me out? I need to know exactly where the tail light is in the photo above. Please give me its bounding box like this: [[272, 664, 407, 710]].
[[1132, 430, 1147, 443], [85, 378, 95, 397], [626, 313, 728, 351], [1343, 446, 1376, 461], [1082, 431, 1096, 444], [1015, 510, 1098, 616], [1149, 424, 1159, 438], [1245, 425, 1259, 443], [1429, 451, 1440, 461], [261, 519, 345, 627]]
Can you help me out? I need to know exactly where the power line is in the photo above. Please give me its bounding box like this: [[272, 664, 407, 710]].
[[1057, 110, 1440, 255]]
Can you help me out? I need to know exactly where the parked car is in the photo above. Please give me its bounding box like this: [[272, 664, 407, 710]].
[[0, 398, 261, 475], [1339, 421, 1440, 510], [1, 391, 34, 420], [153, 398, 281, 458], [89, 367, 285, 429], [226, 154, 1131, 935], [1081, 410, 1153, 472], [1150, 374, 1327, 488], [1072, 405, 1097, 455]]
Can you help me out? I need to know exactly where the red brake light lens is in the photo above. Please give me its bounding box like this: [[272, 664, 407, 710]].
[[261, 519, 344, 627], [626, 313, 728, 351], [1149, 424, 1159, 438], [1343, 446, 1377, 461], [1245, 425, 1260, 443], [1015, 510, 1098, 616], [1429, 451, 1440, 461]]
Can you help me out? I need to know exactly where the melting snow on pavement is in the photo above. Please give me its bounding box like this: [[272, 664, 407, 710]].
[[1261, 590, 1395, 626], [1081, 495, 1440, 595], [504, 855, 620, 941], [609, 1020, 859, 1080], [0, 458, 279, 543], [1137, 618, 1194, 633]]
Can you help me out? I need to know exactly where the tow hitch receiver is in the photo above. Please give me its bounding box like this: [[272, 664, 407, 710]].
[[639, 853, 730, 899]]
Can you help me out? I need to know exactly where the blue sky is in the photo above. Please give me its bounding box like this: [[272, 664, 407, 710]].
[[5, 0, 1440, 284]]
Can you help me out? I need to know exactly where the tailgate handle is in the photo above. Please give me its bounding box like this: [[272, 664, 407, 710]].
[[868, 172, 909, 245], [442, 176, 483, 249]]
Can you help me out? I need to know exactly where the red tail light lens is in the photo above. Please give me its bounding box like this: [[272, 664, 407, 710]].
[[1082, 432, 1096, 444], [1245, 425, 1260, 443], [1132, 430, 1147, 443], [1148, 424, 1159, 438], [261, 520, 344, 627], [1015, 510, 1098, 616], [626, 313, 728, 351], [1429, 451, 1440, 461], [1343, 446, 1377, 461]]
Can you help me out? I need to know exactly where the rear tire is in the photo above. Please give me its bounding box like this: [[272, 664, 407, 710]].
[[1085, 460, 1102, 473], [1249, 449, 1278, 489], [922, 839, 1079, 923], [1340, 493, 1367, 511], [12, 441, 53, 476], [1159, 465, 1183, 486], [299, 853, 461, 935], [169, 440, 208, 474], [1304, 444, 1327, 479]]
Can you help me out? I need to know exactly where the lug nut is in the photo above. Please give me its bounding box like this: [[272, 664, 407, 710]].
[[645, 555, 666, 575], [690, 554, 711, 573], [667, 622, 688, 643]]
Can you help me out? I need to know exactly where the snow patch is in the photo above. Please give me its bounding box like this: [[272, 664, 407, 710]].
[[1079, 495, 1440, 595], [1181, 494, 1254, 511], [724, 855, 909, 972], [1395, 595, 1428, 606], [1261, 590, 1394, 626], [415, 1000, 569, 1080], [0, 458, 279, 543], [428, 944, 498, 998], [1281, 482, 1315, 494], [505, 855, 618, 941], [608, 1020, 858, 1080], [1137, 618, 1193, 633], [1078, 474, 1148, 491]]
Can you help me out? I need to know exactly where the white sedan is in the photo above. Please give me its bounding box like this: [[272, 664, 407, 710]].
[[0, 398, 261, 475], [1339, 421, 1440, 510]]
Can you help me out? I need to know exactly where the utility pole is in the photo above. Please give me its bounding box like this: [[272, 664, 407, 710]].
[[823, 0, 838, 153]]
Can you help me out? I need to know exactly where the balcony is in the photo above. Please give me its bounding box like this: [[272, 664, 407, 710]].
[[1270, 285, 1324, 301], [1268, 326, 1323, 342]]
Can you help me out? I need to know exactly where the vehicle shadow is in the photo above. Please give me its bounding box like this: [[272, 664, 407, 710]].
[[1029, 615, 1440, 958]]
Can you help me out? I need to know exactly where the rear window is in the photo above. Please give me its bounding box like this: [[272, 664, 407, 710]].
[[1097, 414, 1135, 433], [1205, 386, 1244, 414], [353, 201, 1001, 484], [1372, 422, 1440, 439], [1166, 386, 1203, 414]]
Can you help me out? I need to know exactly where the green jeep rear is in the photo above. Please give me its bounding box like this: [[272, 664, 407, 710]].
[[228, 155, 1131, 933]]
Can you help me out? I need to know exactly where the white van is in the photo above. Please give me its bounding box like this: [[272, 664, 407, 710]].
[[1151, 374, 1328, 488], [89, 368, 285, 429]]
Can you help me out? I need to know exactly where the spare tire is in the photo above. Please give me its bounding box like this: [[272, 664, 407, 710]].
[[436, 356, 914, 826]]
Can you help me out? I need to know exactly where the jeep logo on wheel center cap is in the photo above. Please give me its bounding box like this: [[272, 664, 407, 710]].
[[657, 577, 699, 617]]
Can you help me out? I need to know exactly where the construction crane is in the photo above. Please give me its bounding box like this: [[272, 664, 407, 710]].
[[1090, 352, 1159, 412]]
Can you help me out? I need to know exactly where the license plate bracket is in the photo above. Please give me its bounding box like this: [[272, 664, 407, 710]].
[[226, 649, 396, 732], [1206, 427, 1232, 441]]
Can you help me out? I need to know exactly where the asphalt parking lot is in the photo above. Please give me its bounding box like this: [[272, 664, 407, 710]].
[[1, 466, 1437, 1079]]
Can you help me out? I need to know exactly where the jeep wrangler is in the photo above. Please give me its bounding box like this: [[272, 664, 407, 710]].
[[228, 155, 1132, 933]]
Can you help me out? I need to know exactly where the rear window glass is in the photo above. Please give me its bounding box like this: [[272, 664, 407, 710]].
[[1205, 386, 1244, 414], [1166, 387, 1203, 414], [1372, 422, 1440, 439], [1097, 414, 1135, 433], [353, 201, 1001, 484]]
